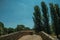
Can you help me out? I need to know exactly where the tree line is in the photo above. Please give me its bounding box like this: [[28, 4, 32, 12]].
[[33, 1, 60, 38], [0, 22, 30, 36]]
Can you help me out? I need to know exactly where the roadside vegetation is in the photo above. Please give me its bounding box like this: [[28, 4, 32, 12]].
[[0, 1, 60, 39]]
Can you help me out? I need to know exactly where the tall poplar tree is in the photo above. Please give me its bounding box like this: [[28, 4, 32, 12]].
[[41, 2, 51, 34], [33, 5, 42, 33], [55, 4, 60, 38], [49, 3, 58, 38]]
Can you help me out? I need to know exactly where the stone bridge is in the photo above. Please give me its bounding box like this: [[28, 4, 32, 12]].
[[0, 30, 55, 40]]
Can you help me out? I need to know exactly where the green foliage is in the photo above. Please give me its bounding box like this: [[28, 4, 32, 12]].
[[24, 27, 30, 30], [16, 25, 25, 31], [0, 22, 4, 28], [0, 23, 30, 36], [0, 22, 4, 35], [49, 3, 60, 38], [55, 4, 60, 34], [33, 5, 42, 33], [15, 25, 30, 31], [7, 27, 15, 34], [41, 2, 51, 34], [3, 27, 8, 34], [33, 2, 60, 37], [49, 3, 56, 33]]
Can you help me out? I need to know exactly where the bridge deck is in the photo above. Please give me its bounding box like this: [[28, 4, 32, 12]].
[[18, 35, 42, 40]]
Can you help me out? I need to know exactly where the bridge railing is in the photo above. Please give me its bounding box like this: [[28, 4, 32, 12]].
[[0, 30, 33, 40], [39, 31, 56, 40], [0, 31, 22, 40]]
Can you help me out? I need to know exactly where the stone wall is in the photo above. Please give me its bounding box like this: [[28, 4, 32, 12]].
[[0, 31, 34, 40], [39, 31, 55, 40]]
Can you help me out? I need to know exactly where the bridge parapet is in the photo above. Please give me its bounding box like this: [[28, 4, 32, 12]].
[[0, 31, 21, 40], [0, 30, 56, 40], [0, 30, 34, 40], [39, 31, 55, 40]]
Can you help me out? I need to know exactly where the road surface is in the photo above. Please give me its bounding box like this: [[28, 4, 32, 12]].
[[18, 35, 42, 40]]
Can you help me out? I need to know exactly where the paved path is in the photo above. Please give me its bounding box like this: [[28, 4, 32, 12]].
[[18, 35, 42, 40]]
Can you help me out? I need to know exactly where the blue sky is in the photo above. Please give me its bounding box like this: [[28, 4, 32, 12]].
[[0, 0, 60, 29]]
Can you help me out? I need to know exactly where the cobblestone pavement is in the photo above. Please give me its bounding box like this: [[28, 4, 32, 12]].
[[18, 35, 42, 40]]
